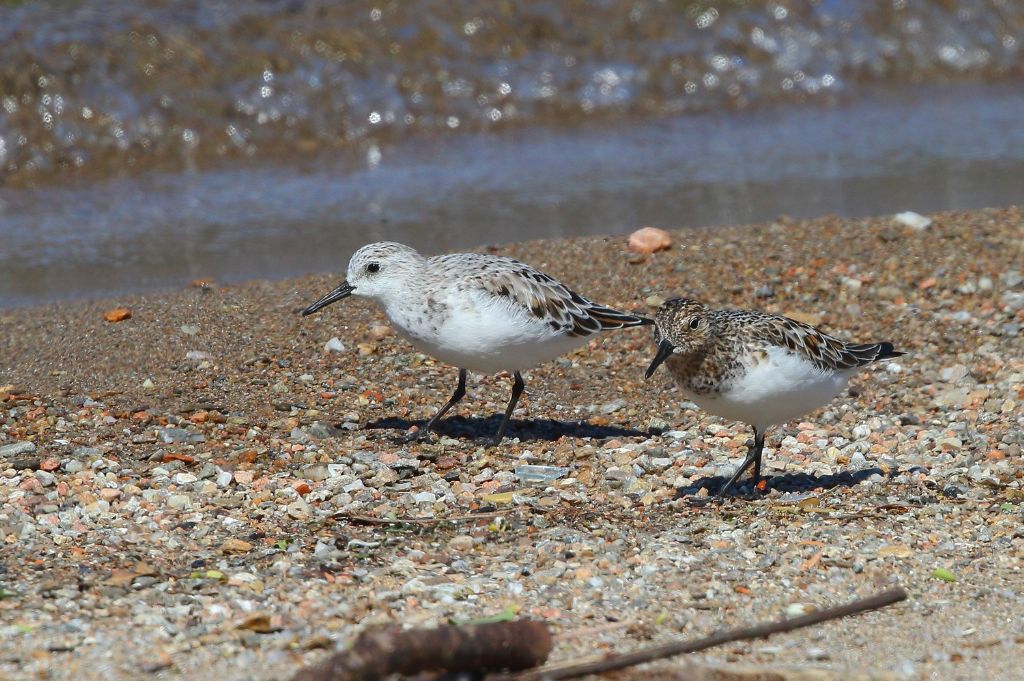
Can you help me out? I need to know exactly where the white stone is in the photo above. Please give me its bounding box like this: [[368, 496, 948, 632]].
[[893, 211, 931, 230], [851, 424, 872, 440], [167, 494, 191, 509]]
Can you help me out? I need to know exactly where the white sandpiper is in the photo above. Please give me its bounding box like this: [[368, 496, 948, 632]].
[[644, 297, 904, 497], [302, 241, 651, 443]]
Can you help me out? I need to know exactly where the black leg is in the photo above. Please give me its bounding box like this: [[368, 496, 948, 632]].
[[404, 368, 467, 441], [717, 426, 765, 498], [751, 428, 765, 482], [491, 371, 524, 445]]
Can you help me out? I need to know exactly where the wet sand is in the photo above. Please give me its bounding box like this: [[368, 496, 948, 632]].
[[1, 207, 1023, 679]]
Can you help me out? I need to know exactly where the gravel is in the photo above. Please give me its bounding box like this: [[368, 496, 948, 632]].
[[0, 207, 1023, 679]]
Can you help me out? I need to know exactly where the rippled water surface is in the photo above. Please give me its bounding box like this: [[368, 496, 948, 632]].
[[0, 1, 1022, 307], [2, 0, 1022, 182]]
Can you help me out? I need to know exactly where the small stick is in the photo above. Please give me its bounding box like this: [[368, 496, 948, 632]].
[[552, 621, 634, 643], [334, 510, 508, 525], [494, 588, 907, 680]]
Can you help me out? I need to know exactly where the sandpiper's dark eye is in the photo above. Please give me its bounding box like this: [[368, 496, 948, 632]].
[[688, 318, 701, 330], [366, 262, 380, 274]]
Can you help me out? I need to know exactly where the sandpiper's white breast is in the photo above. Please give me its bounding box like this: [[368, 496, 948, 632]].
[[386, 286, 587, 373], [678, 346, 853, 430]]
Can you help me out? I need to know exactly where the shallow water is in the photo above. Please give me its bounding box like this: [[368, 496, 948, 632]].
[[2, 0, 1024, 308], [2, 0, 1022, 183], [1, 81, 1023, 308]]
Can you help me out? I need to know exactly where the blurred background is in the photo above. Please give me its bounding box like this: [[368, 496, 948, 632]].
[[1, 0, 1022, 308]]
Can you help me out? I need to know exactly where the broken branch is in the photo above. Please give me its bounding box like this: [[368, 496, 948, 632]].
[[292, 618, 551, 681]]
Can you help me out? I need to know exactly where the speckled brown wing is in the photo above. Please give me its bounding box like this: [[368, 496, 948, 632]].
[[468, 258, 652, 337], [754, 313, 904, 371]]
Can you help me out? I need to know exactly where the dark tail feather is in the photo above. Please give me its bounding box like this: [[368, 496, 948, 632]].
[[588, 304, 654, 329], [846, 341, 905, 365]]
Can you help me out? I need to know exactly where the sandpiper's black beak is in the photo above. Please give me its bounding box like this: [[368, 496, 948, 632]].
[[302, 281, 354, 316], [645, 339, 675, 379]]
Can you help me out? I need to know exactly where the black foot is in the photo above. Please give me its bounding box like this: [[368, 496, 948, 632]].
[[716, 477, 770, 499], [400, 427, 435, 444]]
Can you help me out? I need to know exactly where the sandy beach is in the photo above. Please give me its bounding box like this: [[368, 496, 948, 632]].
[[1, 207, 1023, 680]]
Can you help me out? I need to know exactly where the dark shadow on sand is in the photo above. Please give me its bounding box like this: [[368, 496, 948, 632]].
[[364, 414, 645, 443], [675, 467, 889, 500]]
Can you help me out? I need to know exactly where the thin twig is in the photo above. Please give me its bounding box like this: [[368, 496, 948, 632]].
[[551, 621, 634, 643], [492, 588, 907, 680], [333, 511, 508, 525], [964, 634, 1024, 650]]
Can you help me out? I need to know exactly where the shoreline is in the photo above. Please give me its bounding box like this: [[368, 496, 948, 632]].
[[2, 206, 1023, 680]]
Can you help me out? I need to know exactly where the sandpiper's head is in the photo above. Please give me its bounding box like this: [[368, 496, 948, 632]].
[[644, 298, 712, 378], [302, 242, 422, 316]]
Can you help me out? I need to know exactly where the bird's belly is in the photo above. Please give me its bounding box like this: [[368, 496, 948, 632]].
[[388, 298, 587, 374], [682, 349, 851, 429]]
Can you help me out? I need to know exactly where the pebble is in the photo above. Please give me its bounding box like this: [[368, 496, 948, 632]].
[[601, 399, 628, 414], [627, 226, 672, 254], [851, 424, 871, 440], [934, 388, 969, 408], [893, 211, 932, 230], [63, 460, 85, 473], [286, 499, 311, 519], [647, 417, 669, 434], [448, 535, 474, 552], [1002, 271, 1023, 288], [160, 428, 205, 444], [167, 495, 191, 509], [369, 325, 393, 340], [324, 337, 345, 353], [940, 365, 971, 383], [515, 465, 569, 484], [786, 603, 814, 617], [301, 464, 330, 482], [0, 441, 36, 457], [308, 421, 340, 439]]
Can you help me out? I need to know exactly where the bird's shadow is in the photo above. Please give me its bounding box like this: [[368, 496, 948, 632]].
[[675, 467, 889, 501], [363, 414, 645, 443]]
